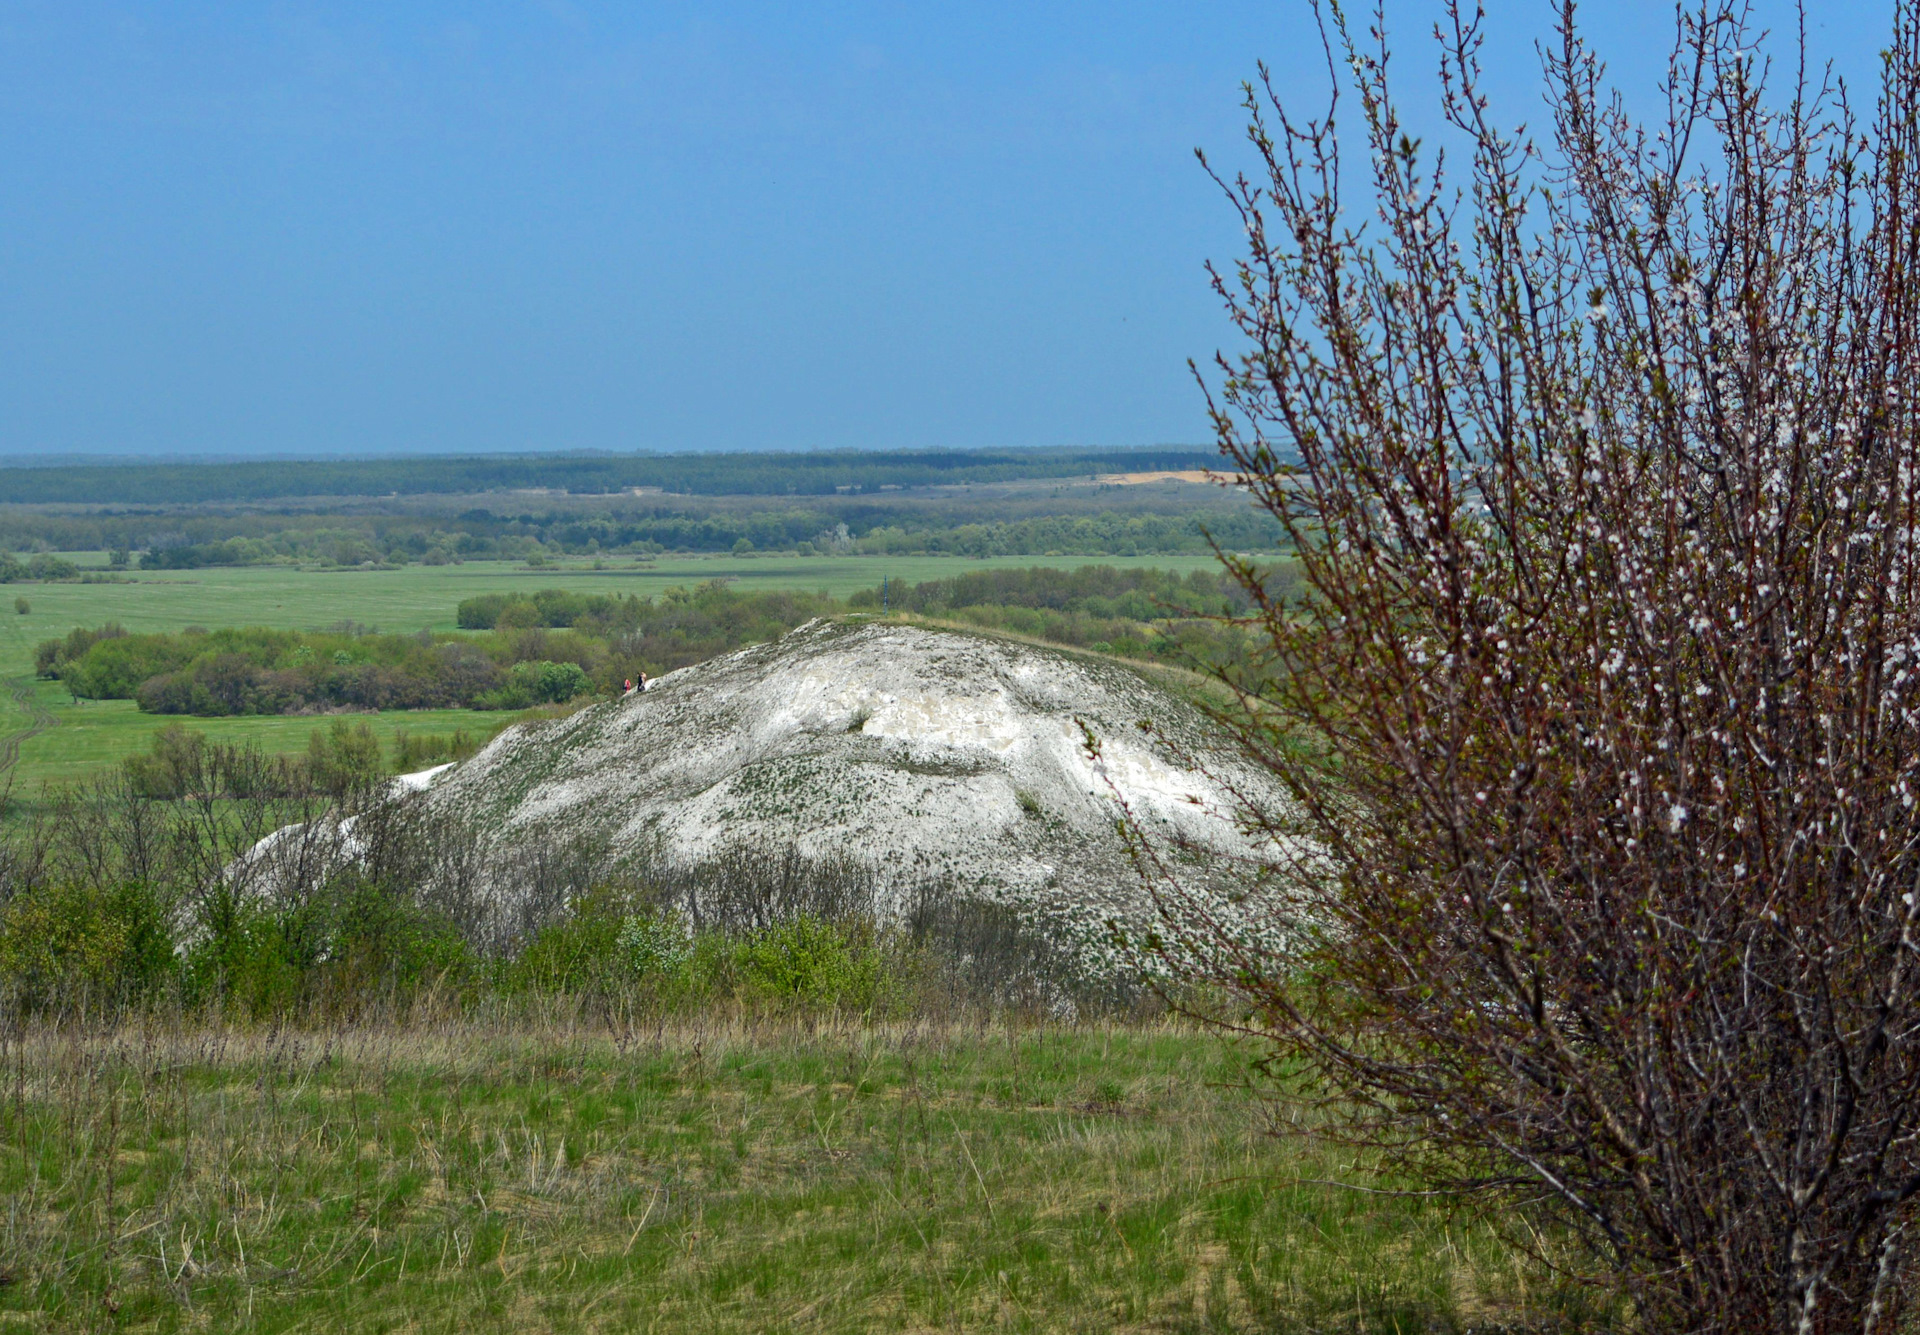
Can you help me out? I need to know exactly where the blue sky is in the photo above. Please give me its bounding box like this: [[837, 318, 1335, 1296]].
[[0, 1, 1893, 457]]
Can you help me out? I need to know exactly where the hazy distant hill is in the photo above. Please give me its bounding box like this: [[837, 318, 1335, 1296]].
[[0, 446, 1219, 506]]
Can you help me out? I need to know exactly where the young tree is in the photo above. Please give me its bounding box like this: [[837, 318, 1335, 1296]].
[[1176, 0, 1920, 1326]]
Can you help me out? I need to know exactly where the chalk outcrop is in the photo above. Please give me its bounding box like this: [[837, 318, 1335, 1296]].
[[414, 618, 1277, 930]]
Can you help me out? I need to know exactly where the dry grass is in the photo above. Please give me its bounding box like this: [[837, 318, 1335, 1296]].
[[0, 1012, 1606, 1333]]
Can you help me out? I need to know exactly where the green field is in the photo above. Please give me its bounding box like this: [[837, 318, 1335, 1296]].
[[0, 553, 1231, 793], [0, 1016, 1595, 1333], [9, 687, 489, 792]]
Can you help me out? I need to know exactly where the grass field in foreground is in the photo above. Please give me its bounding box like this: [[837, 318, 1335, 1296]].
[[0, 553, 1232, 793], [0, 1017, 1600, 1334]]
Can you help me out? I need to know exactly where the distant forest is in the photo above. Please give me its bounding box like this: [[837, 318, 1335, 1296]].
[[0, 474, 1281, 564], [118, 508, 1279, 568], [0, 504, 1279, 567], [0, 446, 1219, 505], [36, 567, 1277, 717]]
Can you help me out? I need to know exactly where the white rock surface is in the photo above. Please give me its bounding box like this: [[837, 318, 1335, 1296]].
[[422, 619, 1278, 925], [393, 762, 456, 793]]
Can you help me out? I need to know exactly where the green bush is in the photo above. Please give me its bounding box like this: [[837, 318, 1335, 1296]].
[[184, 893, 302, 1017], [503, 891, 901, 1014], [289, 874, 474, 1002], [124, 723, 210, 798], [20, 554, 76, 581], [494, 600, 543, 629], [34, 621, 126, 677], [0, 881, 177, 1010], [527, 659, 591, 703], [186, 876, 475, 1018], [308, 719, 384, 795], [390, 727, 477, 771], [619, 910, 692, 979], [476, 660, 592, 711], [731, 915, 889, 1011], [507, 887, 633, 994]]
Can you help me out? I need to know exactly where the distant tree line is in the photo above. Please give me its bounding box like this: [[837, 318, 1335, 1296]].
[[0, 500, 1281, 567], [852, 563, 1259, 618], [37, 624, 591, 715], [454, 589, 654, 630], [36, 565, 1287, 719], [0, 446, 1220, 505], [0, 553, 80, 582], [37, 582, 842, 716], [846, 564, 1291, 674]]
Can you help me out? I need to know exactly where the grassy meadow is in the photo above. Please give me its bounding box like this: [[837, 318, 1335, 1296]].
[[0, 553, 1226, 794], [0, 513, 1609, 1333], [0, 1014, 1599, 1334], [0, 541, 1590, 1333]]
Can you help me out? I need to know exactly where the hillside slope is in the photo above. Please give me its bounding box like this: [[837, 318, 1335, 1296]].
[[420, 618, 1277, 933]]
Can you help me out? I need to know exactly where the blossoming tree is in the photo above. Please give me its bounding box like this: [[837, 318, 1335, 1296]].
[[1178, 0, 1920, 1326]]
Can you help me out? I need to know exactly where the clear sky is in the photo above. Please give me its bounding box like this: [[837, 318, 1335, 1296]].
[[0, 1, 1892, 457]]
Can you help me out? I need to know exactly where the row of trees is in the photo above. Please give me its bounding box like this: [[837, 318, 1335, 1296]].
[[90, 506, 1283, 569], [0, 553, 79, 582], [38, 624, 591, 715], [35, 566, 1284, 720], [36, 583, 854, 716], [0, 446, 1220, 505]]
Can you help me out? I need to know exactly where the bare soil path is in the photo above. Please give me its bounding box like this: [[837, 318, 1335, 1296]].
[[0, 676, 56, 779]]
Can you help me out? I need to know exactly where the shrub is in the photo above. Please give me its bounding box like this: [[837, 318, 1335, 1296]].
[[185, 876, 472, 1018], [123, 723, 306, 799], [34, 622, 127, 678], [124, 723, 210, 799], [307, 720, 384, 796], [619, 910, 692, 981], [476, 660, 592, 711], [1181, 2, 1920, 1326], [493, 600, 543, 630], [731, 915, 886, 1011], [0, 881, 176, 1011], [183, 893, 302, 1017], [509, 902, 623, 993], [531, 660, 590, 702], [285, 873, 475, 1006], [391, 728, 477, 771], [502, 885, 901, 1013]]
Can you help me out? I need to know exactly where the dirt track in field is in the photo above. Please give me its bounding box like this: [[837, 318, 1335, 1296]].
[[0, 676, 56, 778]]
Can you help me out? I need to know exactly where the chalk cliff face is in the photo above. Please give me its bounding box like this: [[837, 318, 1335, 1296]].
[[415, 619, 1277, 927]]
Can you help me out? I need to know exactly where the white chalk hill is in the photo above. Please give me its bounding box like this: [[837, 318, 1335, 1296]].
[[418, 619, 1272, 921]]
